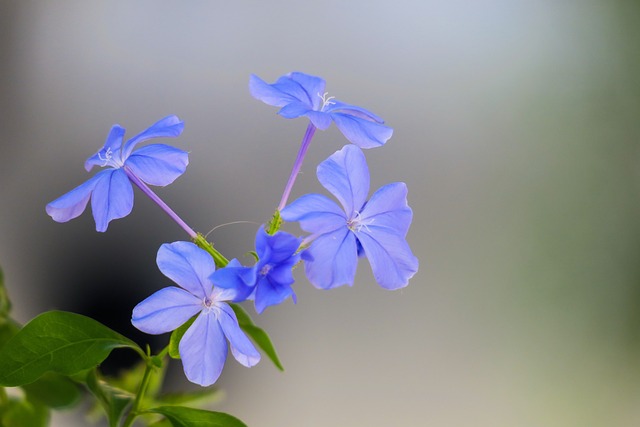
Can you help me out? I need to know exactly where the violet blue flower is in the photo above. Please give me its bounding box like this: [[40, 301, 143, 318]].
[[250, 72, 393, 149], [281, 145, 419, 290], [46, 115, 187, 232], [213, 227, 302, 314], [132, 241, 260, 387]]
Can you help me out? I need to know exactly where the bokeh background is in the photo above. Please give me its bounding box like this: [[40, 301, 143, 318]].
[[2, 1, 640, 426]]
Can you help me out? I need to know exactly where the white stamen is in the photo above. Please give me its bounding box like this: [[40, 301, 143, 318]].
[[348, 211, 374, 233], [318, 91, 336, 110], [97, 147, 113, 167]]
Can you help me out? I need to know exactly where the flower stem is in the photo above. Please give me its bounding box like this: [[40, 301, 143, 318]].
[[122, 359, 154, 427], [194, 233, 229, 268], [277, 123, 317, 212], [123, 167, 198, 239]]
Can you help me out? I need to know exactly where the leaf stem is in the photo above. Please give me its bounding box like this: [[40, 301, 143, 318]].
[[193, 233, 229, 268], [121, 359, 154, 427]]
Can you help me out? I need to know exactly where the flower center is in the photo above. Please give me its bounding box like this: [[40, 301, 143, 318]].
[[98, 147, 123, 168], [347, 211, 374, 233], [202, 297, 214, 313], [318, 92, 336, 111], [259, 264, 272, 277]]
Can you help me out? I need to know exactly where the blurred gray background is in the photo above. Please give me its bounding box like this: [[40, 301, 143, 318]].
[[2, 1, 640, 426]]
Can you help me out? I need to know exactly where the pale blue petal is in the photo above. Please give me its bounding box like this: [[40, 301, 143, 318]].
[[131, 287, 202, 334], [356, 228, 419, 290], [179, 312, 226, 387], [85, 125, 126, 171], [331, 113, 393, 149], [324, 100, 385, 123], [281, 194, 346, 234], [250, 72, 326, 110], [121, 115, 184, 160], [90, 169, 133, 232], [304, 111, 332, 130], [249, 74, 300, 107], [360, 182, 413, 237], [288, 72, 326, 110], [254, 275, 295, 313], [304, 227, 358, 289], [317, 145, 370, 216], [278, 102, 313, 119], [255, 228, 301, 264], [210, 259, 255, 302], [45, 172, 103, 224], [217, 303, 260, 367], [125, 144, 189, 186], [157, 242, 215, 300]]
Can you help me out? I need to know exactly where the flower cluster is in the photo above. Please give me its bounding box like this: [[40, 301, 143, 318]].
[[46, 72, 418, 387]]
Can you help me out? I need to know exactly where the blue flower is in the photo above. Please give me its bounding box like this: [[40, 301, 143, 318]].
[[131, 241, 260, 387], [46, 115, 187, 232], [281, 145, 419, 290], [213, 227, 302, 314], [250, 72, 393, 149]]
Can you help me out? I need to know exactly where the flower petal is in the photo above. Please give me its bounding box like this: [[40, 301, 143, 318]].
[[317, 145, 370, 216], [210, 259, 255, 303], [217, 303, 260, 367], [324, 100, 385, 123], [90, 169, 134, 232], [45, 172, 103, 223], [304, 227, 358, 289], [360, 182, 413, 237], [288, 72, 326, 110], [330, 113, 393, 149], [356, 227, 419, 290], [125, 143, 189, 186], [157, 242, 215, 300], [281, 194, 347, 234], [85, 125, 126, 171], [121, 115, 184, 160], [131, 287, 202, 334], [250, 72, 326, 110], [249, 74, 299, 107], [255, 228, 301, 265], [253, 275, 295, 313], [305, 111, 333, 130], [179, 312, 226, 387]]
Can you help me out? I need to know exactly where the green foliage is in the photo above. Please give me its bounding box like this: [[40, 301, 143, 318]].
[[146, 406, 247, 427], [230, 303, 284, 371], [169, 317, 197, 359], [21, 373, 81, 409], [0, 267, 10, 319], [85, 369, 134, 427], [0, 311, 143, 387], [0, 397, 49, 427], [266, 210, 282, 235]]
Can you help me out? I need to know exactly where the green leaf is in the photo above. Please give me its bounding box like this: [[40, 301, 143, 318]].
[[169, 316, 197, 359], [0, 398, 49, 427], [21, 372, 81, 409], [146, 406, 247, 427], [230, 303, 284, 371], [108, 359, 166, 400], [0, 318, 20, 349], [0, 310, 144, 386], [0, 266, 11, 318], [85, 369, 134, 427], [157, 387, 223, 407]]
